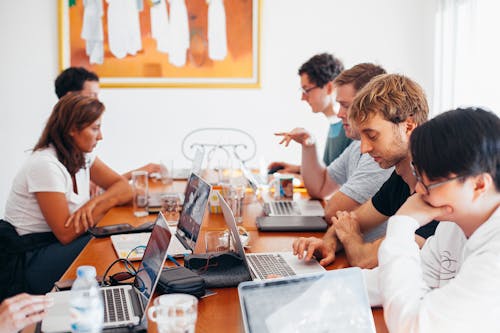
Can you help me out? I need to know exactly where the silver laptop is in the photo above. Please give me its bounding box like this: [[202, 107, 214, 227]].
[[112, 174, 211, 260], [263, 198, 324, 217], [172, 148, 205, 180], [238, 268, 375, 333], [217, 192, 325, 281], [42, 213, 173, 332], [253, 190, 327, 231], [240, 163, 324, 218]]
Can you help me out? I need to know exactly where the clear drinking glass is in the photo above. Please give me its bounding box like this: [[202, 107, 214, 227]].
[[160, 193, 181, 227], [221, 183, 245, 224], [132, 170, 149, 217]]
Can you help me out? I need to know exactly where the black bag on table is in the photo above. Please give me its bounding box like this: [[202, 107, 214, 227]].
[[157, 266, 206, 298], [184, 252, 251, 288]]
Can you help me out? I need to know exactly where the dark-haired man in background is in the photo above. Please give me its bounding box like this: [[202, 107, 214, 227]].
[[269, 53, 351, 174], [54, 67, 160, 181]]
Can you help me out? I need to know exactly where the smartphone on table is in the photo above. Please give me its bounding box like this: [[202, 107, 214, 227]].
[[88, 221, 155, 238]]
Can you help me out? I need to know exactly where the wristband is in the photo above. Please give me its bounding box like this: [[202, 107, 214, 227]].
[[304, 135, 316, 147]]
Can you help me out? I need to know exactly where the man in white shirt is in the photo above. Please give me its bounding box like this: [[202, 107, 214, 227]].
[[364, 107, 500, 332]]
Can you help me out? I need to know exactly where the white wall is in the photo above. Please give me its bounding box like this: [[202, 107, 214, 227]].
[[0, 0, 436, 216]]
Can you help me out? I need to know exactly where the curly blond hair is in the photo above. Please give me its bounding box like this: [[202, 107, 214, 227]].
[[349, 74, 428, 126]]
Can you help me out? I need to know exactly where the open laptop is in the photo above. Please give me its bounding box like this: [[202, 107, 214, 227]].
[[172, 148, 204, 180], [217, 192, 325, 281], [256, 194, 327, 232], [112, 173, 211, 260], [240, 164, 327, 231], [262, 196, 324, 217], [42, 213, 173, 332], [238, 268, 375, 333]]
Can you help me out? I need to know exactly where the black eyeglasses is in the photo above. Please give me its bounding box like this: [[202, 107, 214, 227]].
[[301, 86, 319, 96], [411, 162, 464, 195]]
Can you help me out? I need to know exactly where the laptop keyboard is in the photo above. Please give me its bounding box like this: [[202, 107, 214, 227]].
[[247, 254, 295, 280], [102, 288, 131, 323], [268, 201, 297, 215]]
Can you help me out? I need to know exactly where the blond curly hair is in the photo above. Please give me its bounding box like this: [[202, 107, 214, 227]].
[[349, 74, 428, 126]]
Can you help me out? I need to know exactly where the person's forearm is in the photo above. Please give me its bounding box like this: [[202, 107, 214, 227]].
[[92, 178, 133, 221], [301, 144, 337, 198], [342, 236, 383, 269], [121, 170, 133, 180], [324, 192, 361, 221], [288, 164, 301, 174]]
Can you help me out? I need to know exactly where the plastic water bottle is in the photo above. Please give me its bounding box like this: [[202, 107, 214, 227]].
[[70, 266, 104, 333]]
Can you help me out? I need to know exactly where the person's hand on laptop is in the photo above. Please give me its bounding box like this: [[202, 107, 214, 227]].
[[292, 236, 336, 267], [0, 293, 53, 333]]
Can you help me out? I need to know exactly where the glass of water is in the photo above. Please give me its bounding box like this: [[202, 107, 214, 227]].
[[132, 171, 149, 217], [160, 193, 181, 227]]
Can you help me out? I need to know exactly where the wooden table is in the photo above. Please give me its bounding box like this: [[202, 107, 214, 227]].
[[58, 180, 388, 333]]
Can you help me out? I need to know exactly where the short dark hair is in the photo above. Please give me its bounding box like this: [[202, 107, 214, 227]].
[[55, 67, 99, 99], [410, 107, 500, 191], [298, 53, 344, 88]]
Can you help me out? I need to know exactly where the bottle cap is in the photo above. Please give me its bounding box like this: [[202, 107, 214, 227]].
[[76, 265, 97, 278]]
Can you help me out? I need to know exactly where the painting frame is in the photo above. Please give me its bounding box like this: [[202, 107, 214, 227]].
[[58, 0, 261, 88]]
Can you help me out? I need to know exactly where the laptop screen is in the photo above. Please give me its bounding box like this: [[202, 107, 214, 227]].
[[176, 173, 211, 250], [217, 191, 249, 267], [238, 268, 375, 333], [134, 213, 172, 302]]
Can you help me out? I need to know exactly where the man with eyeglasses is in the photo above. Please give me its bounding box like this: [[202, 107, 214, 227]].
[[293, 74, 439, 268], [268, 53, 351, 174], [364, 107, 500, 331], [411, 162, 465, 195]]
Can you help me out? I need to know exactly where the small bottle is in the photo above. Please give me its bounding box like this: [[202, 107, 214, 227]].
[[70, 266, 104, 333]]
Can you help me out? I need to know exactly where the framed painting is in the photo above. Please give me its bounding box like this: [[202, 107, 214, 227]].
[[58, 0, 260, 88]]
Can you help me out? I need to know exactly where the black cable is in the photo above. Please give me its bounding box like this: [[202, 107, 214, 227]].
[[100, 258, 137, 287]]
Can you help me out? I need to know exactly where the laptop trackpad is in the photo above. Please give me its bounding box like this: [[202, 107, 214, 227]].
[[279, 252, 325, 275]]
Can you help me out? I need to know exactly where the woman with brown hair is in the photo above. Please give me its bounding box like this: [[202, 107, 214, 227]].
[[1, 93, 132, 295]]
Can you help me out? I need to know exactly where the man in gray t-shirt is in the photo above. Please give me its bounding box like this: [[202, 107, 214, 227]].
[[327, 141, 391, 207], [276, 64, 391, 223]]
